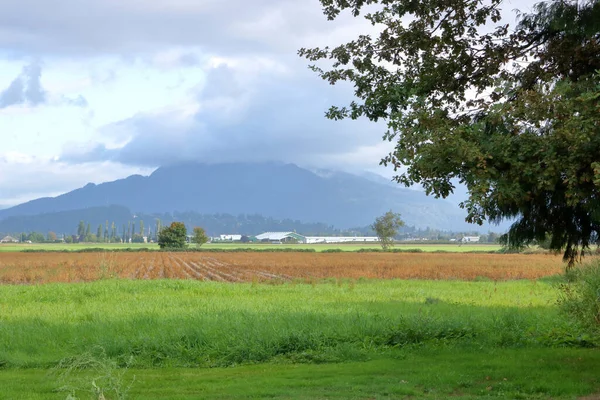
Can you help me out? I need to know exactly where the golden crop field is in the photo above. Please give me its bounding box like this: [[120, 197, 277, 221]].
[[0, 251, 567, 284]]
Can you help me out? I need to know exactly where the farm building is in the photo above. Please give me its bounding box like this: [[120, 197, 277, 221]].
[[461, 236, 481, 243], [255, 232, 307, 243], [219, 234, 242, 241], [305, 236, 380, 244], [0, 235, 19, 243]]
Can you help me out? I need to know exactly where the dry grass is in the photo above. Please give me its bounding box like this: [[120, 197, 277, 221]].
[[0, 251, 569, 284]]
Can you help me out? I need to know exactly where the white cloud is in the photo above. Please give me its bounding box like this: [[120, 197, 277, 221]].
[[0, 0, 539, 208], [0, 153, 152, 207]]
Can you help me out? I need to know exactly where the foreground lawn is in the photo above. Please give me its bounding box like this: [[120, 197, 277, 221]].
[[2, 348, 599, 399]]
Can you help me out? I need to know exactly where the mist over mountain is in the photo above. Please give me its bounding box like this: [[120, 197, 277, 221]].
[[0, 162, 505, 232]]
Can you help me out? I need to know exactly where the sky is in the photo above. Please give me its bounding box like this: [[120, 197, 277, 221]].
[[0, 0, 536, 209]]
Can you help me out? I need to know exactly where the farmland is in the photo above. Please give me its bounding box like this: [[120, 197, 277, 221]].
[[0, 251, 564, 284], [0, 250, 598, 399]]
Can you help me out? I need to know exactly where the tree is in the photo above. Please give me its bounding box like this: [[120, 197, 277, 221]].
[[131, 234, 145, 243], [156, 219, 162, 241], [77, 220, 85, 238], [47, 231, 57, 242], [300, 0, 600, 266], [27, 232, 46, 243], [139, 220, 144, 236], [192, 227, 209, 247], [371, 211, 404, 250], [97, 224, 102, 241], [158, 222, 188, 249]]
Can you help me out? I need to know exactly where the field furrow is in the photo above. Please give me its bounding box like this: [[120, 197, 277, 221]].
[[0, 251, 572, 284]]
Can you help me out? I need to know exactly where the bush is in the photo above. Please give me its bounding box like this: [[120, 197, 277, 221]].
[[558, 261, 600, 337], [157, 222, 187, 249]]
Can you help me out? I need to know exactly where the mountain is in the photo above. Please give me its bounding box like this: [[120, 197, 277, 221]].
[[0, 162, 498, 231], [0, 207, 349, 237], [0, 205, 132, 235]]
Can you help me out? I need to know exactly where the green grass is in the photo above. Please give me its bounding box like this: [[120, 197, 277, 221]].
[[0, 242, 502, 253], [0, 278, 592, 369], [0, 277, 597, 398], [2, 348, 599, 399]]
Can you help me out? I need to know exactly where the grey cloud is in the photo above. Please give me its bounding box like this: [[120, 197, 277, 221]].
[[0, 61, 46, 108], [62, 65, 386, 171], [22, 62, 45, 105], [0, 61, 89, 109], [0, 75, 25, 107], [201, 65, 244, 99], [62, 94, 88, 107], [178, 53, 201, 67], [0, 0, 356, 57]]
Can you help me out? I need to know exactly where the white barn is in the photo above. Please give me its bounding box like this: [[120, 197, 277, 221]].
[[0, 236, 18, 243], [255, 232, 307, 243], [461, 236, 481, 243], [219, 234, 242, 241]]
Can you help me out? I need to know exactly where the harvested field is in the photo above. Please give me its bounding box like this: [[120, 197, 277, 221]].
[[0, 252, 568, 284]]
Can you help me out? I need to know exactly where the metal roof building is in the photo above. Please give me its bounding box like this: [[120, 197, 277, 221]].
[[305, 236, 380, 244], [255, 232, 307, 243]]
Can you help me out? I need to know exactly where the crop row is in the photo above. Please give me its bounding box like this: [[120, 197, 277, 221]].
[[0, 252, 568, 284]]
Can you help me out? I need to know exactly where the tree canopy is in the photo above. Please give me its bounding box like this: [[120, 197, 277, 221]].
[[300, 0, 600, 266], [158, 222, 188, 249], [192, 227, 209, 247], [372, 211, 404, 249]]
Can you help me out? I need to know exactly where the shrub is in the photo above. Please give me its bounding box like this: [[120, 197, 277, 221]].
[[157, 222, 187, 249], [558, 260, 600, 337]]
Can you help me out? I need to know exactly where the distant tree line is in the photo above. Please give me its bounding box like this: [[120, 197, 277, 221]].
[[69, 219, 156, 244], [0, 207, 505, 243]]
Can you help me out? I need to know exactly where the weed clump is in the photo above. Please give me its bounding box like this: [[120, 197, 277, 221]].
[[53, 347, 135, 400], [558, 260, 600, 340]]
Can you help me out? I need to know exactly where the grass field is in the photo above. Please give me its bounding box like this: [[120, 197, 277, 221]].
[[0, 249, 598, 399], [0, 242, 503, 253], [0, 274, 599, 398], [3, 348, 600, 399]]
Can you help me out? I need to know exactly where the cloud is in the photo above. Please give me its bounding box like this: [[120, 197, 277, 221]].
[[0, 152, 152, 208], [0, 61, 90, 109], [0, 0, 369, 58], [61, 94, 88, 107], [0, 61, 46, 108], [61, 60, 391, 172]]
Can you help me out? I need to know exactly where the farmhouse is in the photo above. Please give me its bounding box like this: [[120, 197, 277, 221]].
[[0, 235, 19, 243], [255, 232, 307, 243], [461, 236, 481, 243]]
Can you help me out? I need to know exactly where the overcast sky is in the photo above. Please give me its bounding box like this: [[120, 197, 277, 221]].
[[0, 0, 536, 208]]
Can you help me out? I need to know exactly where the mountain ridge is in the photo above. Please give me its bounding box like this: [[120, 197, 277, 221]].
[[0, 162, 497, 231]]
